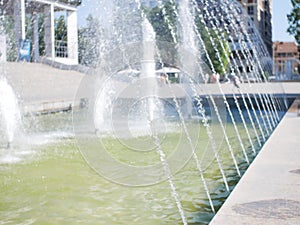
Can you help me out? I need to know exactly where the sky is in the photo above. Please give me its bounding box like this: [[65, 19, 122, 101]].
[[272, 0, 294, 42], [77, 0, 112, 27], [77, 0, 296, 43]]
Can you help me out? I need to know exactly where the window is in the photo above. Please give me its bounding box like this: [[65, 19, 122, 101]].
[[248, 6, 254, 15], [248, 28, 254, 33]]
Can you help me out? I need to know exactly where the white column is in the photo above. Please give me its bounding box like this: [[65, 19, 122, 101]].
[[21, 0, 25, 39], [32, 13, 39, 62], [67, 10, 78, 64], [14, 0, 26, 50], [44, 3, 55, 59]]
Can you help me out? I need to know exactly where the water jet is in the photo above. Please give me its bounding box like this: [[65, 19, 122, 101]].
[[0, 0, 288, 224]]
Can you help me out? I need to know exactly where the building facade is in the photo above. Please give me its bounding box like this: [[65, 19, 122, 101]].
[[273, 41, 299, 79], [237, 0, 273, 56], [0, 0, 81, 64]]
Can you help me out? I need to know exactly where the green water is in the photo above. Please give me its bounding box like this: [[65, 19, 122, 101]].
[[0, 113, 260, 225]]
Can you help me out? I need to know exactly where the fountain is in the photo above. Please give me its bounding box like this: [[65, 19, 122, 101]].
[[0, 0, 287, 224], [71, 0, 289, 223], [0, 76, 21, 148], [72, 0, 286, 223]]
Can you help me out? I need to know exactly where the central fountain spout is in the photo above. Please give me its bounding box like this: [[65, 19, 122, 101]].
[[141, 17, 156, 75], [141, 18, 157, 122]]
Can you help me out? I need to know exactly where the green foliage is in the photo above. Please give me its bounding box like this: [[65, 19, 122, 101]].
[[18, 15, 45, 57], [195, 18, 230, 75], [38, 15, 45, 56], [146, 0, 177, 43], [0, 16, 17, 61], [55, 15, 67, 42], [78, 14, 102, 66], [26, 14, 46, 57], [0, 13, 50, 61], [287, 0, 300, 46], [59, 0, 82, 6], [145, 1, 179, 66], [146, 1, 230, 74], [54, 15, 68, 57]]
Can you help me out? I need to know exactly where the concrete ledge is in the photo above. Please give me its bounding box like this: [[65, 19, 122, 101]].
[[210, 99, 300, 225], [20, 99, 82, 115], [39, 57, 90, 74]]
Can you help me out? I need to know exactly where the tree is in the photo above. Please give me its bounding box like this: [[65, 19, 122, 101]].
[[0, 16, 17, 61], [60, 0, 82, 6], [146, 1, 230, 74], [146, 1, 179, 66], [287, 0, 300, 46], [78, 14, 102, 67], [23, 14, 46, 57], [195, 17, 230, 75], [0, 13, 62, 61], [55, 15, 67, 42], [54, 15, 68, 57], [146, 0, 177, 43], [38, 15, 45, 56]]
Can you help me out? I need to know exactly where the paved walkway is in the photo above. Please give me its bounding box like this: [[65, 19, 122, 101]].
[[210, 99, 300, 225], [1, 62, 84, 114], [1, 62, 300, 114]]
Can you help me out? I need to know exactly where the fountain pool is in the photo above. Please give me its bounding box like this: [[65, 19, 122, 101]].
[[0, 0, 287, 224], [0, 111, 269, 225]]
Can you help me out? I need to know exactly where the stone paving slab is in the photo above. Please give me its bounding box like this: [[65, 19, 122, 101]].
[[209, 99, 300, 225]]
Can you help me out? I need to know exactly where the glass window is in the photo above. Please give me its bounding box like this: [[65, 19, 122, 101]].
[[248, 6, 254, 15]]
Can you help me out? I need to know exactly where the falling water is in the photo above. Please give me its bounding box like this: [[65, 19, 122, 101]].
[[199, 1, 257, 154], [0, 0, 290, 225], [158, 0, 243, 180], [139, 10, 188, 224], [94, 78, 116, 133], [0, 77, 21, 147], [72, 0, 287, 224], [213, 0, 265, 144], [159, 0, 233, 191], [229, 0, 285, 117], [141, 16, 157, 122], [177, 0, 231, 191], [182, 1, 250, 164], [154, 0, 227, 212], [224, 0, 280, 126]]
